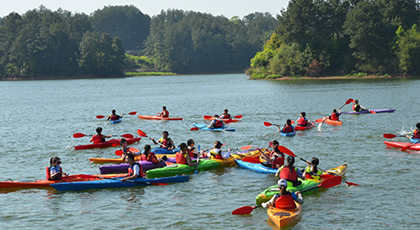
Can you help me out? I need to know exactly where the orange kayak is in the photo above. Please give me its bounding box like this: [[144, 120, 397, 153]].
[[138, 115, 182, 120], [317, 117, 343, 126], [267, 202, 302, 228]]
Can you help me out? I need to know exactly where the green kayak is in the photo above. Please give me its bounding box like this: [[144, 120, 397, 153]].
[[255, 178, 320, 205], [146, 159, 220, 179]]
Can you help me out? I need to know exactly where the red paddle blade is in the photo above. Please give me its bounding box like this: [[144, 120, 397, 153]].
[[370, 110, 376, 114], [345, 181, 359, 186], [240, 145, 252, 150], [115, 150, 124, 156], [234, 115, 243, 119], [401, 144, 413, 151], [73, 133, 86, 138], [346, 98, 354, 104], [190, 127, 199, 131], [263, 122, 272, 126], [96, 115, 105, 119], [121, 134, 134, 138], [151, 183, 169, 186], [128, 111, 137, 115], [128, 147, 140, 153], [241, 157, 261, 163], [291, 120, 295, 124], [232, 206, 254, 215], [315, 118, 324, 123], [320, 176, 342, 188], [383, 134, 397, 139], [224, 119, 233, 123], [203, 115, 212, 119], [137, 129, 147, 137], [277, 146, 296, 157]]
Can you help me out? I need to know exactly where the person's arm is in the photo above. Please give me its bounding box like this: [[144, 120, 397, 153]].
[[261, 195, 276, 208], [120, 113, 123, 118], [292, 191, 304, 204], [169, 139, 175, 150], [186, 154, 198, 167], [208, 120, 215, 128], [106, 115, 110, 121], [121, 165, 141, 181], [151, 138, 158, 145], [149, 153, 160, 165]]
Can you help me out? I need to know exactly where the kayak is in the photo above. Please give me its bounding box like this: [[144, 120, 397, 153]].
[[51, 175, 189, 192], [231, 149, 264, 160], [255, 164, 348, 205], [89, 148, 179, 164], [203, 116, 240, 123], [267, 202, 302, 228], [193, 123, 235, 132], [341, 109, 396, 114], [235, 159, 278, 174], [146, 159, 220, 178], [320, 117, 343, 126], [384, 141, 420, 151], [280, 130, 296, 137], [75, 137, 141, 150], [294, 122, 315, 131], [138, 115, 183, 120], [109, 118, 122, 124], [210, 157, 236, 167], [99, 158, 178, 174], [410, 138, 420, 143], [152, 147, 180, 154]]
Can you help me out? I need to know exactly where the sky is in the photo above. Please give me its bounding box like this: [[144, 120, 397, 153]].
[[0, 0, 289, 19]]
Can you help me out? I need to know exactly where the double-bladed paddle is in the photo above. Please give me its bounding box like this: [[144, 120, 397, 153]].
[[96, 111, 137, 119], [115, 147, 140, 156], [383, 133, 406, 139], [203, 115, 243, 120], [137, 129, 167, 148], [339, 98, 354, 109], [72, 133, 133, 138], [263, 121, 295, 127]]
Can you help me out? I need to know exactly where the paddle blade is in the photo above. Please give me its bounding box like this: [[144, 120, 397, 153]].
[[203, 115, 212, 119], [137, 129, 147, 137], [151, 182, 169, 186], [73, 133, 86, 138], [115, 150, 124, 156], [320, 176, 342, 188], [263, 122, 272, 127], [232, 206, 254, 215], [121, 134, 134, 138], [234, 115, 243, 119], [277, 146, 296, 157], [190, 127, 199, 131], [383, 134, 397, 139], [241, 157, 261, 163], [291, 120, 295, 124], [401, 144, 413, 151], [240, 145, 253, 151], [370, 110, 376, 114], [344, 181, 359, 186], [96, 115, 105, 119], [315, 118, 324, 123], [128, 111, 137, 115], [346, 98, 354, 105]]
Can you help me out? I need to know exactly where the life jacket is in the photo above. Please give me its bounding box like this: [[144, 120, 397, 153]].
[[175, 152, 188, 164], [329, 112, 340, 121], [413, 130, 420, 139], [274, 193, 297, 209], [188, 147, 196, 158], [221, 114, 231, 119], [279, 166, 298, 181], [282, 125, 294, 133], [297, 117, 307, 126], [352, 104, 361, 112], [215, 119, 224, 128], [47, 166, 63, 180], [110, 114, 119, 121], [159, 137, 172, 149], [162, 110, 169, 117], [210, 149, 223, 159], [91, 134, 105, 144], [128, 163, 144, 178], [270, 151, 285, 167], [305, 166, 322, 180]]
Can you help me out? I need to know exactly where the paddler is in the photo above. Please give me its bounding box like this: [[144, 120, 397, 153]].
[[121, 153, 144, 181], [220, 109, 231, 119], [302, 157, 324, 180], [158, 106, 169, 117], [260, 140, 285, 168], [296, 112, 310, 127], [152, 131, 175, 150], [406, 123, 420, 140], [209, 141, 231, 159], [175, 143, 198, 167], [261, 179, 303, 209], [329, 108, 341, 121], [140, 144, 167, 165], [276, 156, 302, 187], [279, 119, 294, 133], [90, 127, 112, 143], [107, 109, 123, 121], [120, 138, 137, 157], [352, 100, 369, 112], [48, 157, 68, 180], [208, 115, 225, 129], [187, 139, 199, 158]]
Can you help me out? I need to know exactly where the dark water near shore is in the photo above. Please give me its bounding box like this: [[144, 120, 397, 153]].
[[1, 74, 419, 229]]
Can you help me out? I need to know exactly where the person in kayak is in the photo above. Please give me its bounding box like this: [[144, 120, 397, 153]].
[[261, 179, 303, 209], [220, 109, 231, 119], [210, 141, 231, 159], [152, 131, 175, 150], [120, 138, 137, 157], [352, 100, 369, 112], [175, 143, 198, 166], [260, 140, 285, 168], [187, 139, 199, 158], [158, 106, 169, 117], [140, 144, 167, 165], [107, 109, 123, 121], [297, 112, 310, 127], [276, 156, 302, 186], [90, 127, 112, 144], [279, 119, 294, 133], [48, 156, 68, 180], [328, 108, 341, 121], [208, 115, 225, 128], [121, 153, 145, 181], [407, 123, 420, 139], [302, 157, 324, 180]]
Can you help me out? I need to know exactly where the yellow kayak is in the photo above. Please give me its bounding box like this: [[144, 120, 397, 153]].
[[210, 157, 236, 167], [267, 201, 302, 228], [325, 163, 347, 176], [231, 148, 264, 160]]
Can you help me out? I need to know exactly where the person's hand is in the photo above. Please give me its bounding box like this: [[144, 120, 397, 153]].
[[295, 191, 301, 196], [121, 178, 127, 182]]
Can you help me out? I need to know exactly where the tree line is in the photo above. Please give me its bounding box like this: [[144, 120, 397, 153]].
[[247, 0, 420, 79]]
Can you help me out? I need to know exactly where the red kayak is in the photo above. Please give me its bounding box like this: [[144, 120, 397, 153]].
[[138, 115, 183, 120], [294, 122, 315, 130], [74, 137, 141, 150], [316, 117, 343, 126], [384, 141, 420, 151]]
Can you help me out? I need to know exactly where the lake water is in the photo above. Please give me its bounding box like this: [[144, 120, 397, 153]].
[[1, 74, 419, 229]]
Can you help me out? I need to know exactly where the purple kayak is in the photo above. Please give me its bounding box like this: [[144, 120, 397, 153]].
[[341, 109, 395, 114], [99, 158, 177, 174]]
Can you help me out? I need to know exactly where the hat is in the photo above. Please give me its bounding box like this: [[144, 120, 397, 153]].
[[278, 179, 288, 188]]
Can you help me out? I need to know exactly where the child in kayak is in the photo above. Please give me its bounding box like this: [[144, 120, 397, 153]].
[[48, 156, 68, 180], [209, 141, 231, 159], [261, 179, 303, 209], [208, 115, 225, 128], [107, 109, 123, 121], [296, 112, 310, 127], [407, 123, 420, 140], [352, 100, 369, 112], [120, 138, 137, 157], [279, 119, 294, 133], [302, 157, 324, 180], [158, 106, 169, 117], [121, 153, 144, 181], [276, 156, 302, 186], [329, 109, 341, 121], [90, 127, 112, 144], [175, 143, 198, 167], [187, 139, 199, 158], [140, 144, 167, 164], [152, 131, 175, 150], [260, 140, 285, 168], [220, 109, 231, 119]]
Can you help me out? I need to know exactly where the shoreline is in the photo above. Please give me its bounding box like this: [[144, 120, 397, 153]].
[[252, 75, 420, 80]]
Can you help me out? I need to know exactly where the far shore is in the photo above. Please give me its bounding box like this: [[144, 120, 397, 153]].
[[253, 75, 420, 80]]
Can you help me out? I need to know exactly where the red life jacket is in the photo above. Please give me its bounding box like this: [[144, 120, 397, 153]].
[[175, 152, 187, 164], [282, 126, 294, 133], [215, 120, 223, 128], [110, 115, 119, 121], [414, 130, 420, 139], [128, 163, 144, 178], [274, 194, 297, 209], [91, 134, 104, 144], [330, 112, 340, 121], [297, 117, 307, 126], [162, 110, 169, 117], [272, 156, 284, 167], [159, 138, 172, 149], [279, 166, 298, 181], [221, 114, 231, 119]]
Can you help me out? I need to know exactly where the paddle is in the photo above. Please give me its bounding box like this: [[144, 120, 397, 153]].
[[204, 115, 243, 120], [195, 145, 200, 174], [96, 111, 137, 119], [72, 133, 133, 138], [401, 140, 420, 151], [115, 147, 140, 156], [241, 157, 261, 163], [190, 127, 200, 131], [136, 129, 167, 148], [231, 176, 341, 215], [226, 145, 253, 151], [383, 133, 406, 139], [278, 146, 359, 186], [264, 121, 295, 127], [339, 98, 354, 109]]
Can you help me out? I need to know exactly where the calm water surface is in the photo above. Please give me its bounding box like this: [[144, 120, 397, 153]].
[[1, 74, 420, 229]]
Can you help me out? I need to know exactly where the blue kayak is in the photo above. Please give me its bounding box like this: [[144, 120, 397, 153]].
[[193, 123, 235, 132], [235, 160, 277, 174], [151, 147, 180, 154], [410, 138, 420, 143], [280, 130, 296, 137], [50, 175, 189, 191], [109, 118, 122, 124]]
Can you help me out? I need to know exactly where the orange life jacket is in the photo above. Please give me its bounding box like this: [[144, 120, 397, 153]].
[[175, 152, 188, 165], [329, 112, 340, 121], [127, 163, 144, 178], [279, 166, 298, 181]]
